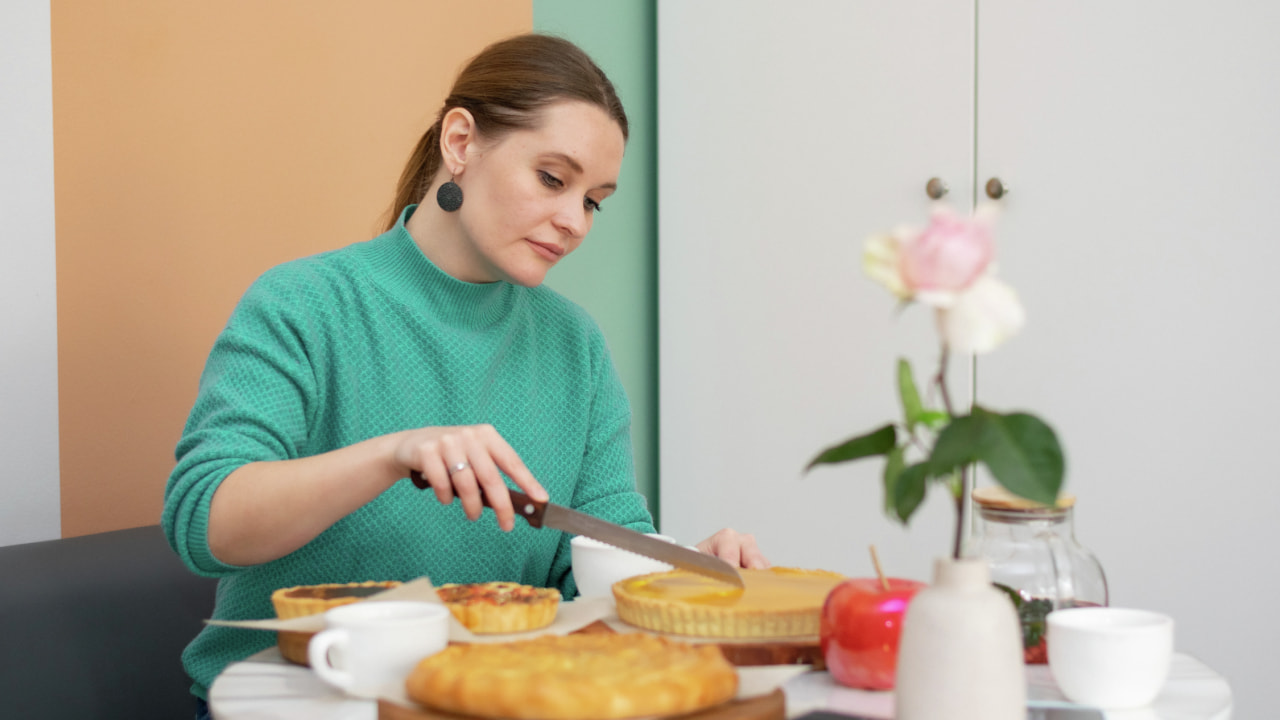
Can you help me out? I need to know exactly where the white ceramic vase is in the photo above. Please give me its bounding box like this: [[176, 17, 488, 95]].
[[895, 557, 1026, 720]]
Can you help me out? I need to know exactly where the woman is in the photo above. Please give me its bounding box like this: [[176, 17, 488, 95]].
[[162, 33, 768, 714]]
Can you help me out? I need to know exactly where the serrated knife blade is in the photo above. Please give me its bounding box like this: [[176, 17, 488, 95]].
[[410, 471, 743, 588]]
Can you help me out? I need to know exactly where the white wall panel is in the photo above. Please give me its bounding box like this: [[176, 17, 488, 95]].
[[657, 0, 976, 582], [0, 0, 61, 544], [976, 3, 1279, 715]]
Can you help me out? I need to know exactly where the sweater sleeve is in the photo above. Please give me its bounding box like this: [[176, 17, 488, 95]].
[[547, 331, 656, 596], [161, 267, 320, 577]]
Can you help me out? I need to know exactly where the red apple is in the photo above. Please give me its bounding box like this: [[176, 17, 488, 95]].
[[820, 577, 926, 690]]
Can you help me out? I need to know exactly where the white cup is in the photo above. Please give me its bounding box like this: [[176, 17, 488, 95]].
[[1047, 607, 1174, 709], [307, 600, 450, 698], [571, 534, 680, 597]]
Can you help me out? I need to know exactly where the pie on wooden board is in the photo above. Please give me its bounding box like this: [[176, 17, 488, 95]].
[[405, 632, 738, 720]]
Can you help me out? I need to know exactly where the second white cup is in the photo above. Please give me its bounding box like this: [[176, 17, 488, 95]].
[[1047, 607, 1174, 709], [308, 600, 450, 698]]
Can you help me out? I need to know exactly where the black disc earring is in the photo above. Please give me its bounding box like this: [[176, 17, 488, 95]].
[[436, 178, 463, 212]]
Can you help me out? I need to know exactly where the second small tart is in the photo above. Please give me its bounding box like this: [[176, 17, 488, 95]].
[[613, 567, 845, 638], [435, 581, 560, 634]]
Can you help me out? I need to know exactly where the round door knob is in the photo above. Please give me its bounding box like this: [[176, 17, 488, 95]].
[[985, 177, 1009, 199], [925, 177, 949, 200]]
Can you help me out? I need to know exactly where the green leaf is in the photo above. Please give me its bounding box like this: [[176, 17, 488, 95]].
[[927, 409, 1065, 507], [881, 445, 905, 516], [892, 462, 930, 524], [928, 414, 983, 475], [1021, 598, 1054, 648], [897, 358, 924, 432], [804, 424, 897, 472], [918, 410, 950, 430], [993, 582, 1023, 608], [993, 583, 1051, 649], [944, 470, 963, 499], [970, 407, 1065, 507]]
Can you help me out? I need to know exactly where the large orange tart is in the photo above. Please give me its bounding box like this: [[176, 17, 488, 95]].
[[406, 633, 737, 720], [613, 567, 845, 638]]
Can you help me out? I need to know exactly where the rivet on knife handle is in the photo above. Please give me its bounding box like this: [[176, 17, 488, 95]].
[[409, 472, 546, 528], [501, 489, 546, 528]]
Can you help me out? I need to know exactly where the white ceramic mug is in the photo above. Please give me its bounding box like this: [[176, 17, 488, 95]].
[[307, 600, 450, 698], [1047, 607, 1174, 709], [571, 534, 681, 597]]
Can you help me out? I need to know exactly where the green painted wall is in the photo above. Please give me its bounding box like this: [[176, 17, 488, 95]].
[[533, 1, 659, 526]]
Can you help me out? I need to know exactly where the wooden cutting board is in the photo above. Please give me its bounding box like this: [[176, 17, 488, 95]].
[[373, 621, 803, 720], [581, 620, 825, 669], [377, 689, 785, 720]]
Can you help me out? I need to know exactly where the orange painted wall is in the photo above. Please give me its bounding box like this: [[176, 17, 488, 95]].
[[52, 0, 532, 537]]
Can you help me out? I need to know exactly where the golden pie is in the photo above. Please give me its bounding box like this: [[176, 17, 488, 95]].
[[613, 567, 845, 638], [406, 632, 737, 720], [435, 581, 560, 634]]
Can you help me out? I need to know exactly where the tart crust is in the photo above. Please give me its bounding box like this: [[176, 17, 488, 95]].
[[270, 580, 401, 619], [405, 632, 737, 720], [269, 581, 401, 666], [613, 567, 844, 638], [435, 581, 560, 634]]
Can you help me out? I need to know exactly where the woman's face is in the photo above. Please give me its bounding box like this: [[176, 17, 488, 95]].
[[454, 100, 625, 287]]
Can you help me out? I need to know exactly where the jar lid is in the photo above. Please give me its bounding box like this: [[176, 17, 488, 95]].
[[972, 485, 1075, 510]]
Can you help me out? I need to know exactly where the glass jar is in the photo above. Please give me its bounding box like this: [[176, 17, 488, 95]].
[[972, 486, 1109, 664]]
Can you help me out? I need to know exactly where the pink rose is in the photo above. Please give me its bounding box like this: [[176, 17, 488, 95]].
[[899, 207, 994, 301]]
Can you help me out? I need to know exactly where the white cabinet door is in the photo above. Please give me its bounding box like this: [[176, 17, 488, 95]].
[[658, 0, 976, 581], [976, 3, 1280, 712], [661, 1, 1271, 712]]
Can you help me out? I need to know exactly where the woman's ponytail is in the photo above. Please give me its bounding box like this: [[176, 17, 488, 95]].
[[385, 120, 443, 231]]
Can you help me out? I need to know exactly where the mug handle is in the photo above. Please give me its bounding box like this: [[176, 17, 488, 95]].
[[308, 629, 354, 691]]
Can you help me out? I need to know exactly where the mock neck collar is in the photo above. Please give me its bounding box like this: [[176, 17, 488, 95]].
[[364, 205, 516, 328]]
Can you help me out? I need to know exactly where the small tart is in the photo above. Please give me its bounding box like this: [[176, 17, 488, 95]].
[[270, 581, 401, 619], [406, 632, 737, 720], [435, 581, 560, 634], [613, 567, 844, 639], [270, 581, 401, 666]]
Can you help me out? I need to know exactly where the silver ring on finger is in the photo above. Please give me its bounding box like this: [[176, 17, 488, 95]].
[[449, 460, 471, 475]]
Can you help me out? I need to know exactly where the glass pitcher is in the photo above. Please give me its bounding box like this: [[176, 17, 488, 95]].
[[972, 485, 1109, 664]]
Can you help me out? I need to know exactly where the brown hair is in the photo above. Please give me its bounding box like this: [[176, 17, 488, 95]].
[[385, 34, 629, 230]]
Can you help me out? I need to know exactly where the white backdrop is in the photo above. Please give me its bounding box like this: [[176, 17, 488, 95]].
[[0, 0, 61, 545]]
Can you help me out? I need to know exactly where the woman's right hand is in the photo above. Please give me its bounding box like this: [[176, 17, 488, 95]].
[[392, 424, 549, 532]]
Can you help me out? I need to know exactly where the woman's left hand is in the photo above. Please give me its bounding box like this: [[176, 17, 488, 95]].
[[696, 528, 770, 569]]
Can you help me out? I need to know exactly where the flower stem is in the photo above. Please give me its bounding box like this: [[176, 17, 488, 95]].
[[936, 345, 967, 561], [936, 346, 955, 417]]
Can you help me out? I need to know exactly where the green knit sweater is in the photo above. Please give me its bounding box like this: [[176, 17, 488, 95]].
[[161, 206, 655, 698]]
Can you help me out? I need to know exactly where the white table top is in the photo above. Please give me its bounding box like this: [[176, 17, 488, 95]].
[[209, 650, 1232, 720]]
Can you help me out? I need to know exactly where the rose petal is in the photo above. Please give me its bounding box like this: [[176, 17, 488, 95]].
[[863, 232, 912, 300], [936, 276, 1026, 354]]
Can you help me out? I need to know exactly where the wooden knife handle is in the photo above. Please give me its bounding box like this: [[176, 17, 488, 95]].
[[408, 471, 546, 528]]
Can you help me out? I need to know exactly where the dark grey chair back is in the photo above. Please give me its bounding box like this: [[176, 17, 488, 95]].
[[0, 525, 217, 720]]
